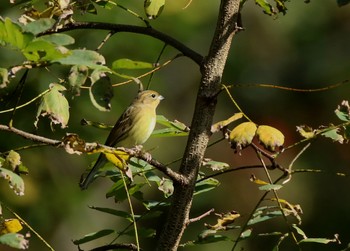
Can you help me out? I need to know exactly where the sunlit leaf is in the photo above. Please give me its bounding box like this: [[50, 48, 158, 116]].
[[0, 18, 33, 49], [152, 115, 189, 137], [255, 0, 274, 15], [321, 128, 344, 143], [205, 211, 240, 230], [0, 233, 29, 249], [73, 229, 114, 245], [296, 125, 316, 139], [248, 210, 282, 225], [259, 184, 282, 191], [299, 235, 340, 244], [240, 229, 252, 239], [35, 83, 69, 129], [0, 68, 9, 88], [211, 113, 243, 133], [0, 219, 23, 234], [256, 125, 284, 151], [23, 39, 68, 61], [335, 100, 350, 122], [89, 71, 114, 111], [292, 224, 307, 239], [230, 122, 257, 152], [0, 167, 25, 196], [112, 58, 154, 70], [202, 158, 230, 171], [144, 0, 165, 19], [194, 178, 220, 196], [53, 49, 109, 70]]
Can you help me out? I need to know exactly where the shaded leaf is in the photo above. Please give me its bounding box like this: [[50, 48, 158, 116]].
[[240, 229, 252, 239], [337, 0, 350, 6], [35, 83, 69, 129], [158, 178, 174, 198], [37, 33, 75, 46], [125, 227, 156, 238], [68, 65, 89, 96], [144, 0, 165, 19], [230, 122, 257, 152], [299, 235, 340, 244], [256, 125, 284, 151], [0, 167, 25, 196], [0, 233, 29, 249], [248, 210, 282, 225], [89, 71, 114, 111], [22, 18, 56, 35], [73, 229, 114, 245], [196, 234, 232, 244], [23, 39, 68, 61], [89, 206, 134, 222], [152, 115, 189, 137]]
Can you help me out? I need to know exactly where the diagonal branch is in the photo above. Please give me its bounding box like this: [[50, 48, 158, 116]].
[[0, 124, 184, 183], [47, 22, 204, 66]]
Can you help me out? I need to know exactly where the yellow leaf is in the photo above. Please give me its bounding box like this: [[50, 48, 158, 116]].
[[211, 113, 243, 133], [105, 150, 130, 171], [229, 122, 257, 151], [250, 174, 268, 185], [256, 125, 284, 151], [0, 219, 22, 234], [206, 211, 240, 230]]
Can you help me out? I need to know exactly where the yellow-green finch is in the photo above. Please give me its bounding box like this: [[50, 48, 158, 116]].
[[80, 90, 164, 190]]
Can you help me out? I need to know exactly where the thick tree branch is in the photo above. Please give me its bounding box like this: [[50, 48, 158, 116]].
[[49, 22, 204, 65], [156, 0, 241, 250]]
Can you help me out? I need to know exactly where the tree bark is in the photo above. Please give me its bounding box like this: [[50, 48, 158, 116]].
[[156, 0, 241, 250]]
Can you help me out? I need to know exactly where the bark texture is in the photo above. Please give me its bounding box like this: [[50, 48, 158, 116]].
[[156, 0, 241, 250]]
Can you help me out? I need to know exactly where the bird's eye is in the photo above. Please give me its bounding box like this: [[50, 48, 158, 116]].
[[151, 93, 157, 98]]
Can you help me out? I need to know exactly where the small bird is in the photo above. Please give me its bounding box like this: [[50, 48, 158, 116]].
[[80, 90, 164, 190]]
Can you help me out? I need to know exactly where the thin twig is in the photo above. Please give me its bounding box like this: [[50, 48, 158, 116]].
[[187, 208, 215, 226]]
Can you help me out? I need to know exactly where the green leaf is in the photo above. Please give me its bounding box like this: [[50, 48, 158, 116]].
[[53, 49, 109, 70], [197, 234, 231, 244], [22, 18, 56, 35], [255, 0, 274, 15], [292, 224, 307, 239], [68, 65, 89, 96], [0, 18, 33, 49], [0, 68, 9, 88], [73, 229, 114, 245], [112, 58, 154, 70], [256, 125, 284, 151], [0, 233, 29, 249], [322, 128, 344, 143], [240, 229, 252, 239], [299, 237, 340, 244], [194, 178, 220, 196], [89, 206, 134, 222], [35, 83, 69, 129], [0, 167, 25, 196], [335, 100, 350, 121], [23, 39, 68, 61], [152, 115, 189, 137], [202, 159, 230, 171], [248, 210, 282, 226], [89, 71, 114, 111], [230, 122, 257, 151], [125, 227, 156, 238], [144, 0, 165, 19], [37, 33, 75, 46], [158, 178, 174, 198], [258, 184, 282, 191]]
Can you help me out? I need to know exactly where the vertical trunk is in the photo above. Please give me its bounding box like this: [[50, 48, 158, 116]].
[[156, 0, 241, 250]]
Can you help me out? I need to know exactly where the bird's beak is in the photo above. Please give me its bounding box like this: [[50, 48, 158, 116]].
[[159, 95, 165, 101]]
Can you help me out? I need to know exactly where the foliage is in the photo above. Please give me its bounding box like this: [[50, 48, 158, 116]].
[[0, 0, 349, 250]]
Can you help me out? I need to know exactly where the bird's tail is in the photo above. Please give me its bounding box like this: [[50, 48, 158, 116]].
[[79, 154, 108, 190]]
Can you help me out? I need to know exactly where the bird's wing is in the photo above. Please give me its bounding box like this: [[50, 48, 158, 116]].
[[104, 105, 138, 146]]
